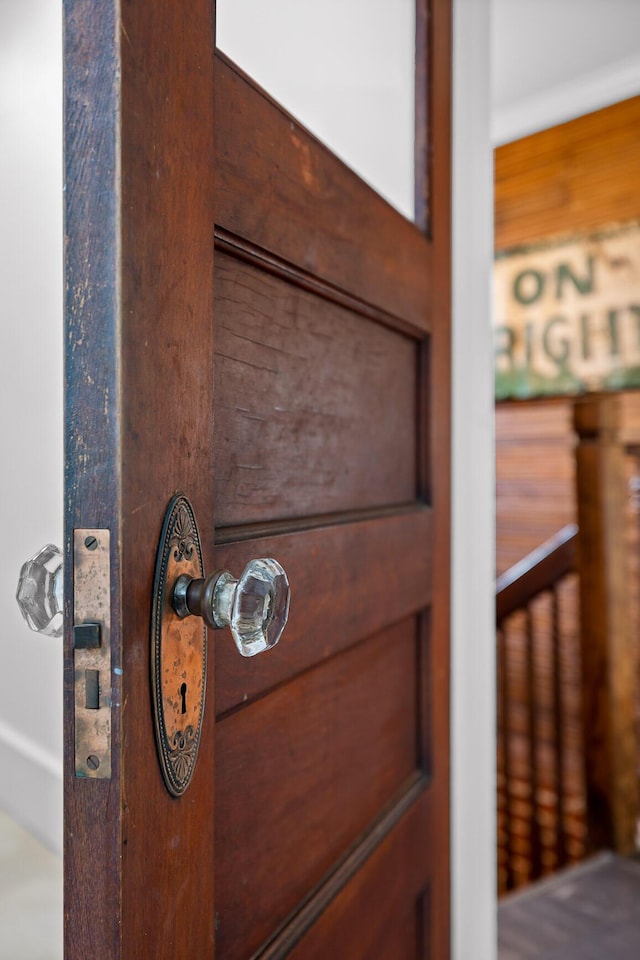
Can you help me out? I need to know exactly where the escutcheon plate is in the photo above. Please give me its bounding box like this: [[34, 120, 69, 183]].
[[151, 495, 207, 797]]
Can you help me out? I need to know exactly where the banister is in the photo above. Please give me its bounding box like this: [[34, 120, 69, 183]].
[[496, 523, 578, 623], [496, 522, 581, 893]]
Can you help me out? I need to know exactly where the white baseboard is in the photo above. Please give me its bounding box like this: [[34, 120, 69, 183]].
[[493, 54, 640, 146], [0, 718, 62, 857]]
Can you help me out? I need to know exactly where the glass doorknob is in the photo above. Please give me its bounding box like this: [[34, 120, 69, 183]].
[[16, 543, 63, 638], [173, 558, 290, 657]]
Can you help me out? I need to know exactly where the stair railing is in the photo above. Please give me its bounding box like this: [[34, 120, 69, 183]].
[[497, 524, 581, 893]]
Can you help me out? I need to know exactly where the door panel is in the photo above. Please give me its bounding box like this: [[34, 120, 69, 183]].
[[215, 618, 419, 959], [215, 509, 432, 714], [267, 789, 435, 959], [64, 1, 451, 957], [214, 254, 417, 524]]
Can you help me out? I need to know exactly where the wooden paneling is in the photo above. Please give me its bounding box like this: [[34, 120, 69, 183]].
[[215, 617, 420, 960], [214, 252, 417, 527], [496, 399, 575, 575], [495, 96, 640, 251]]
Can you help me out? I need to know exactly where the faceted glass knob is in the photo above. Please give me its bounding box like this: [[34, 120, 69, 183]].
[[174, 558, 290, 657], [16, 544, 63, 638]]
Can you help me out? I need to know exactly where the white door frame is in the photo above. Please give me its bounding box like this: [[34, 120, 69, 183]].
[[451, 1, 496, 958]]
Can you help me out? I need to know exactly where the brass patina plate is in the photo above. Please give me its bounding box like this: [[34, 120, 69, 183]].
[[151, 494, 206, 796]]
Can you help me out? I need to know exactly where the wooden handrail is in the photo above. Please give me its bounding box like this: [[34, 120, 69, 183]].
[[496, 524, 578, 623]]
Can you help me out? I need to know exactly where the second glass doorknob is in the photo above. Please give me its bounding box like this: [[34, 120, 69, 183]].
[[16, 543, 63, 638], [173, 558, 290, 657]]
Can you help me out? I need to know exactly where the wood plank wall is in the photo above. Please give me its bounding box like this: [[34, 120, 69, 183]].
[[496, 399, 574, 575], [495, 95, 640, 577]]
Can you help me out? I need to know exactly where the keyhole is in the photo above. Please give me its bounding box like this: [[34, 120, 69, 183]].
[[180, 682, 187, 714]]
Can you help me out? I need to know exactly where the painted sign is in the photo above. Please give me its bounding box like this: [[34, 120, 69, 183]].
[[494, 222, 640, 400]]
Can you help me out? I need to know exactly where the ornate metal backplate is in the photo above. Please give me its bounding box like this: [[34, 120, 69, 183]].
[[151, 495, 207, 796]]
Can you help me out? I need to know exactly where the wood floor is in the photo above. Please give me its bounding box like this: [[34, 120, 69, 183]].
[[498, 852, 640, 959]]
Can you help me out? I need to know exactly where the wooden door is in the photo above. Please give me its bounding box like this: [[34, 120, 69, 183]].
[[64, 2, 451, 958]]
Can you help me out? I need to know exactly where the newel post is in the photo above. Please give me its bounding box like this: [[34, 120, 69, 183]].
[[574, 393, 638, 853]]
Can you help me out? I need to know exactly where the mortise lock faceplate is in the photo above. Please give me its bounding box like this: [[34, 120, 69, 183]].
[[73, 529, 111, 779]]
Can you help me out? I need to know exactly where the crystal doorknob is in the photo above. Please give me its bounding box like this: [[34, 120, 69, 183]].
[[16, 543, 64, 638], [173, 558, 290, 657]]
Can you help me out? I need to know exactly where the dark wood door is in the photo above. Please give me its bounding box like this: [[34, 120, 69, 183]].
[[64, 2, 451, 958]]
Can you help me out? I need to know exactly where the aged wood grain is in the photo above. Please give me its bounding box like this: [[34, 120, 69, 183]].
[[287, 788, 436, 960], [214, 252, 417, 526], [64, 1, 122, 955], [66, 0, 218, 957], [215, 618, 419, 960], [117, 0, 218, 956], [258, 776, 429, 960], [215, 508, 433, 716]]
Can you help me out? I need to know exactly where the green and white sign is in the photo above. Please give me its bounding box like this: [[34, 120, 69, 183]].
[[494, 221, 640, 400]]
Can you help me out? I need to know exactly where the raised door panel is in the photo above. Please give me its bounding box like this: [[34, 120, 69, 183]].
[[214, 252, 417, 525], [215, 618, 420, 958]]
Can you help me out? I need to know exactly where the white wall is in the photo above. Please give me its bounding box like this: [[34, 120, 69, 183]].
[[492, 0, 640, 143], [0, 0, 63, 855]]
